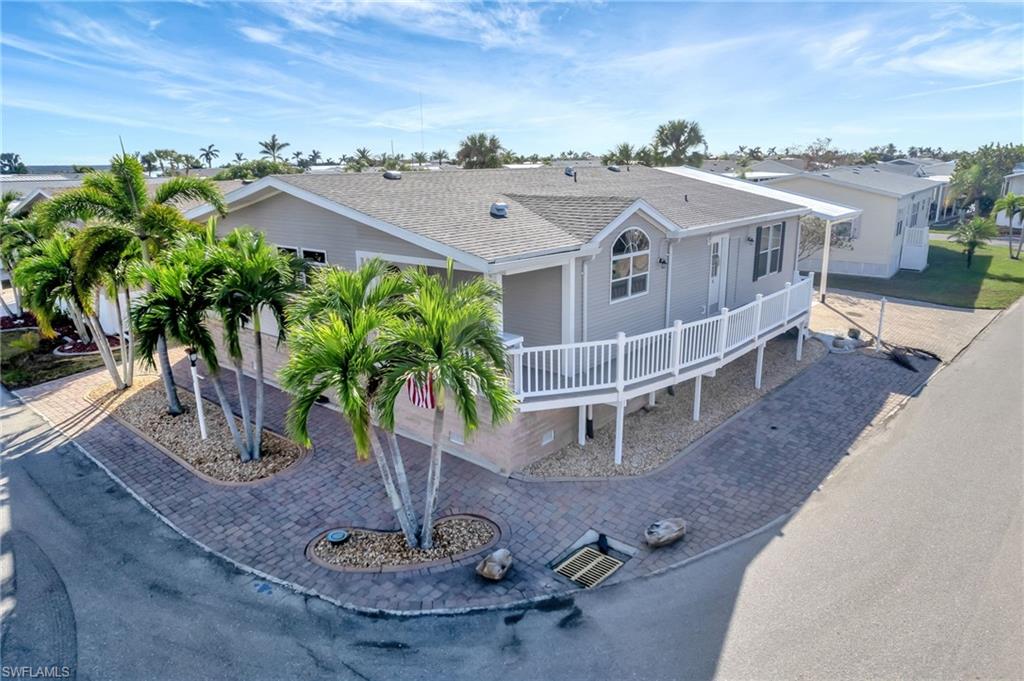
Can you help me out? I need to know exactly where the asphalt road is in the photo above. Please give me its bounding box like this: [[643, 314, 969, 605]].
[[2, 303, 1021, 681]]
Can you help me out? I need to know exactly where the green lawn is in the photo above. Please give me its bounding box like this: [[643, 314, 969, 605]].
[[1, 329, 110, 389], [825, 239, 1024, 309]]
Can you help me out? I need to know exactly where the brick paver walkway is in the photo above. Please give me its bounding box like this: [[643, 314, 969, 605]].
[[811, 289, 999, 361], [15, 350, 936, 613]]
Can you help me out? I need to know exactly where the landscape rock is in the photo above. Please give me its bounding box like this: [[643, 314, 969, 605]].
[[476, 548, 513, 581], [645, 518, 687, 548]]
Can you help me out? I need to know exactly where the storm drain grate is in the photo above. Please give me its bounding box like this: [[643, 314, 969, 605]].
[[553, 546, 624, 588]]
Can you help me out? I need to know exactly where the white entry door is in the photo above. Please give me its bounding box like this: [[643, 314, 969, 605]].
[[899, 226, 929, 271], [707, 235, 729, 312]]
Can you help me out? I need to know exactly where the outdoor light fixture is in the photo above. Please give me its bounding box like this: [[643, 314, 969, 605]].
[[185, 348, 208, 440]]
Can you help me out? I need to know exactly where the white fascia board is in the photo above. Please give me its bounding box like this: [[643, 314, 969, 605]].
[[491, 245, 598, 275], [183, 176, 492, 273], [11, 188, 52, 215], [589, 199, 683, 245], [673, 207, 810, 240], [772, 172, 919, 199]]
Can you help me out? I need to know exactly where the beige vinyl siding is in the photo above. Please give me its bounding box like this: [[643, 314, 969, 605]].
[[585, 212, 670, 341], [502, 267, 562, 346], [217, 191, 447, 268], [768, 176, 900, 278]]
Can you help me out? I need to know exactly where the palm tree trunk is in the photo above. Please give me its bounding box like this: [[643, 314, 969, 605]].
[[139, 240, 182, 415], [231, 356, 255, 461], [386, 431, 419, 537], [251, 319, 265, 461], [68, 307, 91, 343], [966, 247, 974, 269], [209, 370, 248, 459], [420, 402, 445, 549], [122, 288, 135, 386], [86, 314, 126, 390], [369, 431, 419, 548], [113, 290, 130, 386]]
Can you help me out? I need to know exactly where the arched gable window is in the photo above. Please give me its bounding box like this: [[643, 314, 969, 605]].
[[610, 228, 650, 301]]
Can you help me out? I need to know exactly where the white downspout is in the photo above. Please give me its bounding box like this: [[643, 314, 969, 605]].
[[819, 219, 833, 303]]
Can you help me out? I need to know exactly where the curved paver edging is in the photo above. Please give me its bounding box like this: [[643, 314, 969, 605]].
[[511, 337, 830, 484], [0, 325, 40, 333], [83, 391, 311, 488], [53, 344, 123, 357], [305, 513, 503, 574]]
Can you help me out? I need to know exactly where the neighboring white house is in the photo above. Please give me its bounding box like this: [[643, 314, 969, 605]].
[[996, 164, 1024, 231], [186, 166, 854, 473], [767, 167, 937, 277], [873, 158, 955, 222], [694, 158, 801, 183]]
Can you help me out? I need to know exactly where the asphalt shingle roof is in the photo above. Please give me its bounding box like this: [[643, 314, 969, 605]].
[[275, 165, 802, 262]]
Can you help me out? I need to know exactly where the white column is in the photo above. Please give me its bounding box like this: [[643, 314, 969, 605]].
[[755, 342, 766, 389], [664, 241, 674, 327], [819, 219, 833, 303], [577, 405, 586, 446], [692, 375, 702, 421], [614, 401, 625, 465]]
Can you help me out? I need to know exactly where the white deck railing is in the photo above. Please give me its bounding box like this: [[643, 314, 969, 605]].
[[509, 276, 813, 402]]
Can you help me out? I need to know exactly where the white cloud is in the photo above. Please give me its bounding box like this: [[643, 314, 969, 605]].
[[803, 27, 872, 69], [238, 26, 281, 45], [886, 38, 1024, 79]]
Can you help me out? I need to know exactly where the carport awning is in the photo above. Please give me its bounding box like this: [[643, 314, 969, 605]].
[[658, 166, 862, 222]]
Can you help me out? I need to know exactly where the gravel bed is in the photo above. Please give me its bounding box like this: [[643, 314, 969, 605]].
[[311, 517, 497, 570], [521, 335, 828, 478], [87, 375, 304, 483]]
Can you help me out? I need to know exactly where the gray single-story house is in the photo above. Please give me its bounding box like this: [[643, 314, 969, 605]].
[[187, 166, 853, 473]]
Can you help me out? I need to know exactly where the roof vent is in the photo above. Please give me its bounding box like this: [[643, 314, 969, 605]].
[[607, 165, 621, 172], [383, 170, 402, 180], [490, 202, 508, 218], [564, 166, 575, 176]]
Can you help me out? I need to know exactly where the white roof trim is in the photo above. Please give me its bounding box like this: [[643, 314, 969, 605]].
[[588, 199, 682, 246], [658, 166, 861, 222], [766, 171, 935, 200], [185, 176, 493, 272], [11, 188, 53, 215]]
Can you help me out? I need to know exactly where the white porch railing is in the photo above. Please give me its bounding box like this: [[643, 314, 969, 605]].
[[509, 276, 813, 403]]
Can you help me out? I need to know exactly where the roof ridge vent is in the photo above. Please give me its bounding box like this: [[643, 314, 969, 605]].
[[607, 165, 620, 172], [383, 170, 402, 180], [564, 166, 574, 176], [490, 201, 508, 218]]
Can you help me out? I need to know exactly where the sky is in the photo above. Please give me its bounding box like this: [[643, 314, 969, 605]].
[[2, 1, 1022, 165]]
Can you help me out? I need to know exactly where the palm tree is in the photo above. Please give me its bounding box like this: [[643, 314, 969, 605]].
[[355, 147, 373, 166], [132, 230, 250, 457], [653, 119, 707, 166], [291, 150, 305, 165], [281, 260, 420, 547], [40, 153, 226, 415], [430, 149, 448, 167], [233, 152, 246, 164], [1, 191, 23, 317], [951, 217, 998, 268], [949, 163, 986, 214], [1, 212, 53, 317], [259, 134, 290, 163], [308, 150, 322, 165], [376, 264, 515, 548], [456, 133, 503, 169], [214, 228, 302, 461], [199, 144, 220, 168], [412, 151, 428, 166], [14, 228, 124, 389], [993, 193, 1024, 259], [607, 142, 636, 166]]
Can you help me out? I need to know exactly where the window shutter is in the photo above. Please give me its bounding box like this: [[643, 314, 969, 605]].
[[777, 222, 786, 274], [753, 226, 763, 281]]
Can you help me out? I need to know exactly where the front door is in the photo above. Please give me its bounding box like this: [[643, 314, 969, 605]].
[[707, 235, 729, 312]]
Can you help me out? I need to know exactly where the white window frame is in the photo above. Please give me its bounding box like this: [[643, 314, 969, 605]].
[[609, 227, 651, 304], [276, 244, 299, 256], [754, 222, 785, 280], [301, 247, 328, 267]]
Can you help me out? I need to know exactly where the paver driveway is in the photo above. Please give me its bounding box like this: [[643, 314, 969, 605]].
[[15, 347, 936, 612]]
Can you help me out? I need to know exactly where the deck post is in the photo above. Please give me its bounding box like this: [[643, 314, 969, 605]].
[[754, 294, 764, 341], [577, 406, 586, 446], [648, 391, 656, 407], [796, 321, 805, 361], [613, 401, 625, 465], [718, 307, 730, 360], [783, 282, 792, 321], [615, 332, 626, 397], [819, 220, 833, 303], [755, 342, 766, 389], [671, 319, 683, 377], [512, 351, 523, 396], [692, 375, 702, 421]]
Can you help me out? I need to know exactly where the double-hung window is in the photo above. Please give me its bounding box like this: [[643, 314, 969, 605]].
[[610, 228, 650, 301], [753, 222, 785, 281]]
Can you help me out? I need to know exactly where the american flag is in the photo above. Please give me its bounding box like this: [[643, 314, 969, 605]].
[[406, 372, 435, 409]]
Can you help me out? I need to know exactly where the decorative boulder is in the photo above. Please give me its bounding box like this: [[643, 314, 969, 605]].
[[645, 518, 687, 548], [476, 548, 513, 581]]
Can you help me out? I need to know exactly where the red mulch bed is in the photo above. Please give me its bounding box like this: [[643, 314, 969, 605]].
[[1, 312, 38, 330], [56, 335, 121, 354]]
